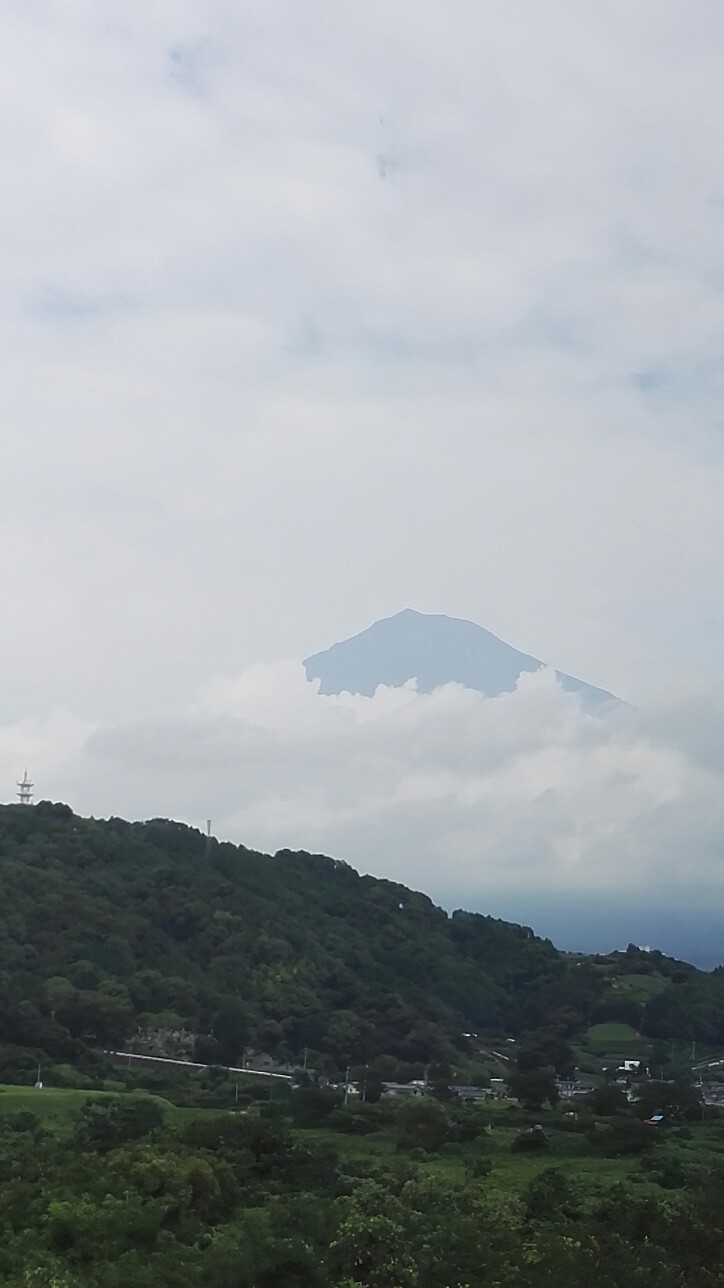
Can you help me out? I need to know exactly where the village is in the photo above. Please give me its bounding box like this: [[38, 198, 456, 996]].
[[112, 1023, 724, 1126]]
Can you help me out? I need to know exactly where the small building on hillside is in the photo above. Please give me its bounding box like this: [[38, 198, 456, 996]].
[[489, 1077, 509, 1098], [382, 1081, 425, 1098], [453, 1085, 496, 1101], [555, 1078, 595, 1100], [701, 1082, 724, 1106]]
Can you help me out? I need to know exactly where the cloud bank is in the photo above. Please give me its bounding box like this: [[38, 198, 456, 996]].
[[5, 665, 724, 964], [3, 1, 724, 725]]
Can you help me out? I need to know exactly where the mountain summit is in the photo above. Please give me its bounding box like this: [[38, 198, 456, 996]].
[[304, 609, 618, 710]]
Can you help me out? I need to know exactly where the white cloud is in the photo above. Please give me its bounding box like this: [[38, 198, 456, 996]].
[[2, 1, 724, 721], [16, 663, 721, 962]]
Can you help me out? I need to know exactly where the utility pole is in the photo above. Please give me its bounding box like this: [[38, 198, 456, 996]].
[[344, 1065, 351, 1105]]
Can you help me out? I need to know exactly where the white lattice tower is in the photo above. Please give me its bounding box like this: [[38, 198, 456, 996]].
[[17, 770, 34, 805]]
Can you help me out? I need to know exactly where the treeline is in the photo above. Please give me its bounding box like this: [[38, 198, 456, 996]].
[[0, 803, 722, 1075]]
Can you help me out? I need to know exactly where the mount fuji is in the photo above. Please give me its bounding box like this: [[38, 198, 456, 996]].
[[304, 609, 619, 711]]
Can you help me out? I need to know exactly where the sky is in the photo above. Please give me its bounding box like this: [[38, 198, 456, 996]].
[[3, 1, 724, 963]]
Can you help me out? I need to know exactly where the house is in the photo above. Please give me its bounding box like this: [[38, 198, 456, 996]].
[[603, 1060, 648, 1084], [555, 1079, 595, 1100], [489, 1078, 509, 1098], [332, 1081, 360, 1097], [382, 1081, 425, 1098], [701, 1081, 724, 1106], [453, 1085, 495, 1101]]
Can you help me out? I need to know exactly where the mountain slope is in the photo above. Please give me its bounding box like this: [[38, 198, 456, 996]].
[[0, 805, 718, 1078], [0, 804, 562, 1070], [304, 609, 618, 709]]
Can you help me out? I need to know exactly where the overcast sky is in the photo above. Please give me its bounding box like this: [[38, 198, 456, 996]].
[[3, 2, 724, 961]]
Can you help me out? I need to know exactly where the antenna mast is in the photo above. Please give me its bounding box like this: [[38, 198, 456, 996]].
[[17, 770, 34, 805]]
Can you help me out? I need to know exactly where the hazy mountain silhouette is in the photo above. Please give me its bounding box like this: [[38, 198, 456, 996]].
[[304, 609, 619, 710]]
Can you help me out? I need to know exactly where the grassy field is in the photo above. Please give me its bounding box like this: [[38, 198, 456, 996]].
[[309, 1111, 724, 1198], [5, 1079, 723, 1207], [609, 972, 667, 1002], [0, 1083, 175, 1127], [584, 1022, 650, 1057], [0, 1082, 639, 1194], [305, 1120, 643, 1192]]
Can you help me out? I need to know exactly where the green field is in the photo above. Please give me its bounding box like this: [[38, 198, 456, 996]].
[[304, 1093, 673, 1194], [609, 972, 668, 1002], [4, 1079, 723, 1205], [0, 1083, 647, 1194], [4, 1074, 724, 1260], [584, 1023, 650, 1057], [0, 1083, 175, 1127], [304, 1114, 724, 1195]]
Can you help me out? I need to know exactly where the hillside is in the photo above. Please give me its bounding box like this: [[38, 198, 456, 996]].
[[304, 609, 619, 709], [0, 803, 720, 1079]]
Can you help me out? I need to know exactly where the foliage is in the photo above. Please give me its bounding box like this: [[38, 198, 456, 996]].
[[511, 1127, 549, 1152], [72, 1095, 165, 1150], [524, 1167, 579, 1220], [633, 1078, 703, 1123], [516, 1031, 576, 1076], [0, 1085, 722, 1285], [587, 1085, 629, 1116], [588, 1118, 658, 1157], [508, 1069, 560, 1110], [0, 805, 568, 1072], [0, 804, 722, 1081], [394, 1096, 453, 1153], [5, 807, 724, 1284]]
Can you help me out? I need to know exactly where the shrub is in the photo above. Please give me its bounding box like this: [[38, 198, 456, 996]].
[[511, 1128, 548, 1152]]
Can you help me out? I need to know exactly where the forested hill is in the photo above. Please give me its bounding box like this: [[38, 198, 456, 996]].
[[0, 802, 721, 1074]]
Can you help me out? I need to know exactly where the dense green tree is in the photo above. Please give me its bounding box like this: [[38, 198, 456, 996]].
[[590, 1118, 658, 1156], [588, 1084, 630, 1116], [210, 1000, 250, 1066], [511, 1127, 549, 1152], [394, 1096, 452, 1153], [508, 1067, 560, 1110], [73, 1096, 164, 1151], [633, 1078, 702, 1123], [330, 1191, 417, 1288], [516, 1031, 576, 1076], [524, 1168, 579, 1221], [289, 1085, 342, 1128]]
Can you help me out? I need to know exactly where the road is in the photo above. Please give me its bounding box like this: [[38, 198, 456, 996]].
[[107, 1050, 293, 1082]]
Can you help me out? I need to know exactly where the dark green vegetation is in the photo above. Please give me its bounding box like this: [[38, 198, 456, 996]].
[[3, 802, 724, 1285], [1, 802, 723, 1084], [3, 1082, 724, 1286]]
